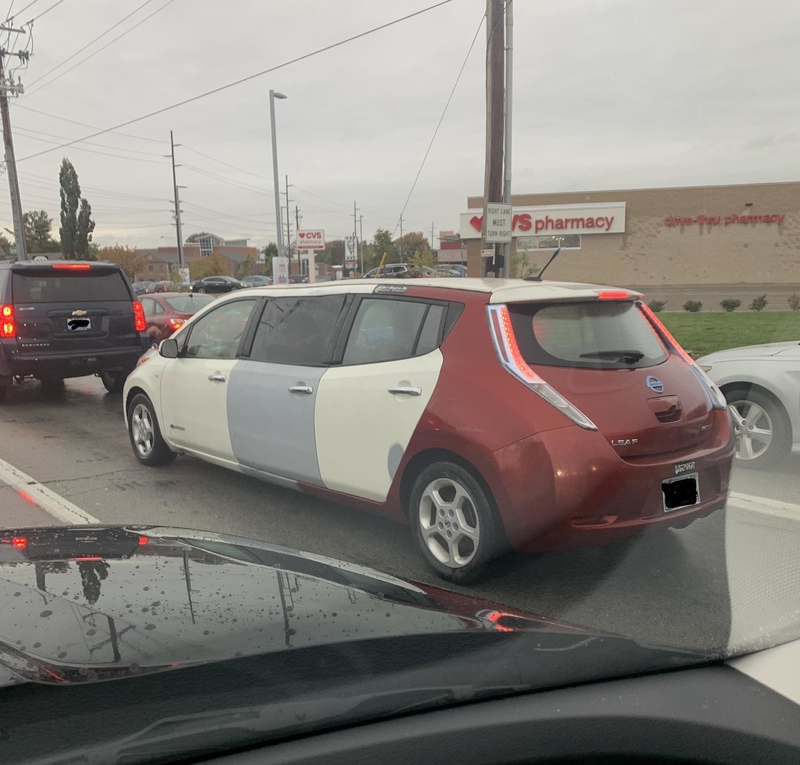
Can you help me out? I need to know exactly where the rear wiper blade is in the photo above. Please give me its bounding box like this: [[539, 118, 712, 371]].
[[580, 349, 645, 362]]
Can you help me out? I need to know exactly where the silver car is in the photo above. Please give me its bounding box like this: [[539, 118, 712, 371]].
[[699, 341, 800, 467]]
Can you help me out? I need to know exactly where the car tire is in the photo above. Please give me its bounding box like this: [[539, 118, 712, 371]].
[[196, 287, 206, 293], [127, 393, 176, 467], [100, 370, 128, 394], [409, 461, 505, 583], [725, 386, 791, 469]]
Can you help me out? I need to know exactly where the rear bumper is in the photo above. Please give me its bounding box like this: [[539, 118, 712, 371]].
[[2, 337, 149, 379], [476, 408, 735, 553]]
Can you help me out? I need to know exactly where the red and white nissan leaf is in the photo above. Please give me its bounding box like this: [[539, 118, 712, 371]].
[[124, 279, 735, 581]]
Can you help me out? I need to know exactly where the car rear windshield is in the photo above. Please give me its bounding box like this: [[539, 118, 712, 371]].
[[12, 270, 131, 303], [507, 300, 668, 370], [165, 295, 215, 313]]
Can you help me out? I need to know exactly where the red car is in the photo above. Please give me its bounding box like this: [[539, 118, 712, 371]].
[[125, 279, 735, 582], [138, 292, 216, 345]]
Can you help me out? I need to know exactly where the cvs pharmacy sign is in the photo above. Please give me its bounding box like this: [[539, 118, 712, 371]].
[[460, 202, 626, 240], [296, 229, 326, 250]]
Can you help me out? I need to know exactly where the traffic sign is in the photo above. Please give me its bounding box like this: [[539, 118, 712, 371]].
[[484, 203, 512, 243]]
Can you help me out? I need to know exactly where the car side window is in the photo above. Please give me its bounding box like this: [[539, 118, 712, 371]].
[[415, 304, 445, 356], [154, 301, 165, 315], [184, 299, 256, 359], [342, 298, 429, 365], [249, 295, 347, 366], [141, 298, 156, 318]]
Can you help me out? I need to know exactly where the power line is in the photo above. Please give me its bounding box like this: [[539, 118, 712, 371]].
[[17, 0, 453, 162], [14, 123, 166, 156], [12, 103, 166, 144], [393, 10, 485, 236], [28, 0, 66, 22], [181, 163, 274, 197], [24, 0, 177, 98], [6, 0, 42, 20], [14, 127, 168, 163], [180, 144, 270, 182], [25, 0, 157, 89]]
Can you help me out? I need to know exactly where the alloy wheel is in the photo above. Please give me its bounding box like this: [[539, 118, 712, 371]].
[[418, 478, 481, 568], [729, 399, 773, 461], [131, 403, 155, 458]]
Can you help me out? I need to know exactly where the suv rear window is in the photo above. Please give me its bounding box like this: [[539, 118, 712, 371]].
[[12, 270, 131, 303], [508, 300, 668, 370]]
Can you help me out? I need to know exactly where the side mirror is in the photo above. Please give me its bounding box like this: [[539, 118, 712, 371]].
[[160, 338, 179, 358]]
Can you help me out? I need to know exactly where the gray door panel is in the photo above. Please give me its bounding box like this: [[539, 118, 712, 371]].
[[227, 359, 325, 485]]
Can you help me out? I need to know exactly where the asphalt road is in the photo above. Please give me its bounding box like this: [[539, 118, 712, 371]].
[[0, 377, 798, 653]]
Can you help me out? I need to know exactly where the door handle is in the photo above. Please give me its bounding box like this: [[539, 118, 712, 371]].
[[208, 374, 227, 382], [388, 386, 422, 396], [289, 385, 313, 394]]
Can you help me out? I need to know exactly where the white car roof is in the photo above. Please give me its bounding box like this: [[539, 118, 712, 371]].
[[225, 278, 641, 304]]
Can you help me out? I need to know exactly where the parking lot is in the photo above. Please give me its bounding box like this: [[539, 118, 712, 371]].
[[1, 376, 798, 653]]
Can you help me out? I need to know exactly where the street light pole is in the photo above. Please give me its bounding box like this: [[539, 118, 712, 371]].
[[269, 89, 287, 259]]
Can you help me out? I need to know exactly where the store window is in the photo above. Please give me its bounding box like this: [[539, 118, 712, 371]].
[[517, 234, 581, 251]]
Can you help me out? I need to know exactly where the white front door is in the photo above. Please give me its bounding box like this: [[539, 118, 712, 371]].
[[160, 298, 257, 465], [314, 297, 446, 502]]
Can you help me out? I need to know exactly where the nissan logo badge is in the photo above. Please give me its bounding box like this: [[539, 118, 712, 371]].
[[646, 376, 665, 394]]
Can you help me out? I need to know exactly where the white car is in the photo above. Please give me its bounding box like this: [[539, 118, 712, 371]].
[[699, 341, 800, 467]]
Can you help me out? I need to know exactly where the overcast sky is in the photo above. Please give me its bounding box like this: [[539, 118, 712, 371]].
[[2, 0, 798, 251]]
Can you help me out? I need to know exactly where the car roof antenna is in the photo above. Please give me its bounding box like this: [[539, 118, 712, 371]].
[[525, 247, 561, 282]]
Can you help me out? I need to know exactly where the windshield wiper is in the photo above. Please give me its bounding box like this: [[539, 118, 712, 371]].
[[580, 349, 645, 363]]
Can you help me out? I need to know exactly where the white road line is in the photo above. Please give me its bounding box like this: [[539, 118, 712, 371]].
[[728, 491, 800, 522], [0, 456, 100, 525]]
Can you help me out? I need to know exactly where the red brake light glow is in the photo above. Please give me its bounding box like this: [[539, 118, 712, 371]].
[[52, 263, 91, 270], [138, 535, 149, 546], [596, 290, 631, 300], [167, 318, 185, 330], [12, 537, 27, 549], [0, 304, 13, 338], [133, 301, 146, 332], [487, 305, 597, 431]]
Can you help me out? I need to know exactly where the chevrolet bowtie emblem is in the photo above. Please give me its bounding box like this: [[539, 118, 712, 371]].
[[71, 310, 87, 317]]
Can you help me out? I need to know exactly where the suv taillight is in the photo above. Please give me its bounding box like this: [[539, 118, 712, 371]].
[[637, 301, 727, 410], [487, 304, 598, 431], [1, 304, 14, 338], [133, 301, 146, 332]]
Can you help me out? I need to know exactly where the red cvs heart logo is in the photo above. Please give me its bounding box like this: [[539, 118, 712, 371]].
[[299, 232, 306, 239], [470, 215, 483, 231]]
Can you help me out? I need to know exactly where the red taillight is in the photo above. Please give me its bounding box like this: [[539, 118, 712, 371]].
[[1, 304, 14, 338], [133, 301, 146, 332], [52, 263, 91, 270], [487, 305, 597, 431], [167, 318, 184, 330], [597, 290, 631, 300], [138, 535, 149, 546], [637, 301, 727, 410], [12, 537, 27, 549]]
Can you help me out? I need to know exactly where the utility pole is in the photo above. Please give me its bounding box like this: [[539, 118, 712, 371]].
[[482, 0, 505, 277], [0, 39, 28, 261], [501, 0, 514, 278], [431, 222, 435, 259], [399, 214, 404, 263], [353, 201, 358, 274], [169, 130, 184, 269], [359, 214, 364, 274], [285, 174, 291, 272]]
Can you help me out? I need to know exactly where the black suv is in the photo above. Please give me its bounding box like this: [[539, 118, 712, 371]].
[[0, 261, 150, 398]]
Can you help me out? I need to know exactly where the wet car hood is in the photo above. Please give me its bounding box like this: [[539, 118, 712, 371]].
[[0, 526, 607, 688]]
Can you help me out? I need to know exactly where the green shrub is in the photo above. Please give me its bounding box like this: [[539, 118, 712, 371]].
[[720, 299, 741, 312], [749, 294, 768, 312], [683, 300, 703, 312], [788, 293, 800, 311], [647, 299, 667, 313]]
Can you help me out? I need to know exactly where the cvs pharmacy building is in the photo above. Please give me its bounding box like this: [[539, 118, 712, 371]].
[[461, 181, 800, 286]]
